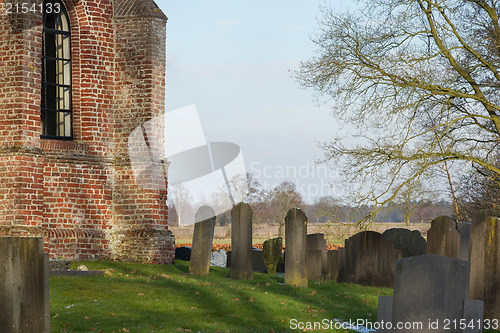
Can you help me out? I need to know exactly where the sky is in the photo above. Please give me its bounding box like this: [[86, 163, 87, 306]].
[[155, 0, 352, 203]]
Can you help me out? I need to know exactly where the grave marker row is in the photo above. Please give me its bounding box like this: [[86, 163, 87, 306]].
[[188, 203, 500, 321]]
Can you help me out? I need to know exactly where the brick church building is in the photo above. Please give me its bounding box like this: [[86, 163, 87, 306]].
[[0, 0, 175, 263]]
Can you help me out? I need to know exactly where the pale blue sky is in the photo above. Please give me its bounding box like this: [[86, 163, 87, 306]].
[[155, 0, 351, 202]]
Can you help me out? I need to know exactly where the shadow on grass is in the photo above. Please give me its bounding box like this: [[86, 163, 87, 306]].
[[49, 261, 394, 332]]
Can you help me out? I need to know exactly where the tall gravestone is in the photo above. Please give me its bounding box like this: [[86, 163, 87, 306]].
[[307, 233, 327, 277], [189, 206, 216, 275], [0, 237, 49, 333], [378, 254, 483, 333], [382, 228, 426, 257], [263, 237, 282, 275], [339, 231, 401, 287], [285, 208, 308, 288], [469, 209, 500, 320], [426, 216, 460, 258], [231, 203, 253, 279]]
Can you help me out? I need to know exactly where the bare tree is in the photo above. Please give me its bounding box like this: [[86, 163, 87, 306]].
[[267, 181, 304, 237], [296, 0, 500, 221], [457, 157, 500, 220]]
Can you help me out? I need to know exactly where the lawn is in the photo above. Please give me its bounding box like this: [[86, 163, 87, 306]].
[[50, 261, 391, 333]]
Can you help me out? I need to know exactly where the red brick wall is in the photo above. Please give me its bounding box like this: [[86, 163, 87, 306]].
[[0, 0, 174, 264]]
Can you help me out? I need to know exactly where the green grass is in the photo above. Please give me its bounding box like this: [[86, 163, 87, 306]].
[[50, 261, 391, 333], [51, 261, 499, 333]]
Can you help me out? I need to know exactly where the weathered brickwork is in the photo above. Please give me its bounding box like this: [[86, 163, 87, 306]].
[[0, 0, 174, 263]]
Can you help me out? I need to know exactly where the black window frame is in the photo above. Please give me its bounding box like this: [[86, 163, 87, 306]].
[[41, 0, 73, 140]]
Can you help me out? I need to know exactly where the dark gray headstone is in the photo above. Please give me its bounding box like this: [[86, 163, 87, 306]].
[[326, 250, 339, 281], [339, 231, 401, 287], [377, 296, 393, 333], [175, 246, 192, 261], [189, 206, 216, 275], [307, 250, 323, 281], [378, 254, 484, 333], [426, 216, 460, 258], [285, 208, 308, 288], [0, 237, 49, 333], [307, 233, 327, 277], [263, 237, 282, 275], [470, 209, 500, 320], [393, 255, 470, 332], [382, 228, 426, 257], [231, 202, 253, 279], [457, 222, 471, 261], [252, 248, 267, 272], [463, 300, 484, 333], [226, 251, 231, 268], [277, 259, 285, 273], [337, 247, 346, 282]]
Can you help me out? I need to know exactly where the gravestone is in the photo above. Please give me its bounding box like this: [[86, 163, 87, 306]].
[[457, 222, 471, 261], [338, 231, 401, 287], [252, 248, 267, 272], [307, 250, 323, 281], [175, 246, 192, 261], [326, 250, 339, 281], [210, 249, 227, 267], [277, 258, 285, 273], [377, 296, 393, 325], [0, 237, 50, 333], [377, 254, 483, 333], [231, 202, 253, 279], [189, 206, 216, 275], [263, 237, 282, 275], [426, 216, 460, 258], [469, 209, 500, 320], [285, 208, 308, 288], [337, 247, 346, 282], [382, 228, 426, 257], [307, 233, 327, 277]]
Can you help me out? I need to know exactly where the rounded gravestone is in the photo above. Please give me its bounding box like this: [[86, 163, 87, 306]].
[[230, 202, 253, 279], [189, 206, 216, 276], [339, 231, 401, 287], [426, 216, 460, 258], [284, 208, 308, 288], [307, 233, 327, 277], [382, 228, 426, 258]]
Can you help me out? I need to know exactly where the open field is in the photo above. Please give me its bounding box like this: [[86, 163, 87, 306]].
[[171, 222, 432, 246]]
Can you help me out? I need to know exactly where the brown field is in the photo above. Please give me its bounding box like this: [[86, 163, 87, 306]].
[[170, 221, 431, 250]]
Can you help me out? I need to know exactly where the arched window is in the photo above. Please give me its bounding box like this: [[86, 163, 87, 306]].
[[41, 0, 72, 139]]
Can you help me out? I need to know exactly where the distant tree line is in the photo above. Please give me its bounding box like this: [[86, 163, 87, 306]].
[[168, 168, 499, 227], [209, 174, 455, 230]]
